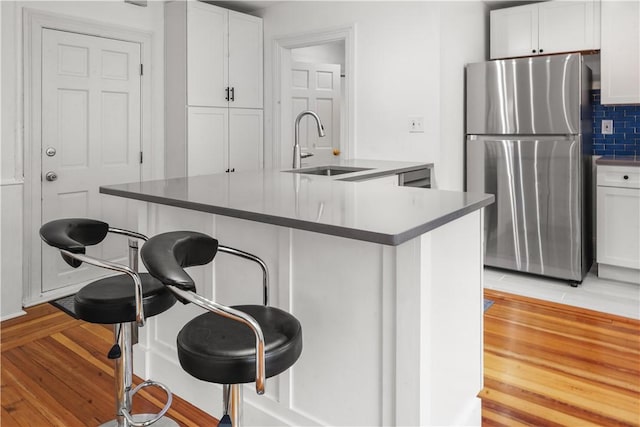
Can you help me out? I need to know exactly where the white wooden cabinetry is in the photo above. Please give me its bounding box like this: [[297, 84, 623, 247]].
[[490, 1, 600, 59], [188, 107, 263, 176], [600, 0, 640, 105], [186, 2, 263, 109], [597, 165, 640, 284], [228, 108, 264, 172], [490, 4, 538, 59], [165, 1, 263, 178]]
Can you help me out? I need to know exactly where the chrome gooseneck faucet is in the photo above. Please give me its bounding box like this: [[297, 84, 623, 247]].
[[293, 110, 325, 169]]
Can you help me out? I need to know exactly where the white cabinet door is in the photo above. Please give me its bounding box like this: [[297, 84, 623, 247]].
[[538, 1, 600, 54], [601, 0, 640, 105], [597, 186, 640, 269], [229, 108, 263, 172], [186, 3, 262, 109], [490, 1, 600, 59], [228, 11, 263, 109], [187, 2, 228, 107], [490, 4, 538, 59], [188, 107, 228, 176]]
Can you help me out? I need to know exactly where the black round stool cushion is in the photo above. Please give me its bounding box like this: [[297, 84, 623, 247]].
[[74, 273, 176, 324], [177, 305, 303, 384]]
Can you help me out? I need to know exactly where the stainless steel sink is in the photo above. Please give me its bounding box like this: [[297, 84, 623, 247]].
[[285, 166, 372, 176]]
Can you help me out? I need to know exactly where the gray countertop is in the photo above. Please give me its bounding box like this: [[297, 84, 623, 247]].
[[100, 160, 494, 246], [595, 156, 640, 167]]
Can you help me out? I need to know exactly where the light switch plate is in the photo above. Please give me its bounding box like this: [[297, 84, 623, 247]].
[[602, 120, 613, 135], [408, 116, 424, 133]]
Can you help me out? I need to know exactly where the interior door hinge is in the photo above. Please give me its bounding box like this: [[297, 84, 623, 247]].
[[139, 151, 143, 164], [140, 64, 143, 76]]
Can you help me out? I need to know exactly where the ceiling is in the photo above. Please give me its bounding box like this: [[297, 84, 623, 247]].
[[205, 1, 282, 13], [206, 0, 547, 14], [484, 0, 546, 10]]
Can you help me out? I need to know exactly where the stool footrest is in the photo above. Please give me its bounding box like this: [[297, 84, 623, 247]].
[[121, 380, 173, 427]]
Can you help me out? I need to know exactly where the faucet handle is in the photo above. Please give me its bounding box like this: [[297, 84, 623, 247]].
[[301, 152, 314, 159]]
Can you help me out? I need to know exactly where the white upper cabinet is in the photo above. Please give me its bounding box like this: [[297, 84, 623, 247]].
[[182, 1, 263, 108], [187, 2, 228, 107], [600, 1, 640, 105], [165, 1, 264, 178], [490, 1, 600, 59], [490, 4, 538, 59], [228, 11, 264, 109]]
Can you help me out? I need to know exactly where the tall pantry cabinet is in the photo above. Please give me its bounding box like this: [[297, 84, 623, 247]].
[[165, 1, 263, 178]]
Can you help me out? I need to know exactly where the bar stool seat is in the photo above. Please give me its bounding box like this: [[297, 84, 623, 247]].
[[40, 218, 178, 427], [141, 230, 303, 426], [178, 304, 302, 384], [75, 273, 176, 324]]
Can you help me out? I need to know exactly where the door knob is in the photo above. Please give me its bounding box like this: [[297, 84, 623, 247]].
[[45, 147, 57, 157], [45, 171, 58, 181]]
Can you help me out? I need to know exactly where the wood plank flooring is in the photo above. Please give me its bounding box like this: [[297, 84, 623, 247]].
[[483, 289, 640, 427], [1, 304, 216, 426], [2, 291, 639, 426]]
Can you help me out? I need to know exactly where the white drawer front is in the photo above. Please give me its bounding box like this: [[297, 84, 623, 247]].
[[597, 166, 640, 189]]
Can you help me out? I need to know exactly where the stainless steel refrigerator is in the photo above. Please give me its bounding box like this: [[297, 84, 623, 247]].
[[466, 54, 592, 283]]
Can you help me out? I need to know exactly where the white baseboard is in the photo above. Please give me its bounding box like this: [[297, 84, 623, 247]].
[[598, 264, 640, 285], [1, 309, 27, 322]]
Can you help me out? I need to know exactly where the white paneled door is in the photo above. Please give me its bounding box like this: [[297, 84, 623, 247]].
[[40, 29, 141, 293], [291, 62, 341, 165]]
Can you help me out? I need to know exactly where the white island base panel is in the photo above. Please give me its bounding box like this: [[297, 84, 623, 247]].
[[133, 204, 484, 426]]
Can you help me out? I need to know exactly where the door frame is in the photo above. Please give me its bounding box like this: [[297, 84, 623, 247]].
[[271, 24, 356, 169], [22, 9, 154, 305]]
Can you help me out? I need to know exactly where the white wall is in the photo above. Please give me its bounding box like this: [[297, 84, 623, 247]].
[[0, 0, 164, 319], [260, 1, 486, 190], [439, 2, 488, 190], [291, 40, 345, 74]]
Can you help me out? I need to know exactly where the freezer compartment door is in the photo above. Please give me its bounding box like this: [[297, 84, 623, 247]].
[[466, 54, 581, 135], [467, 135, 583, 281]]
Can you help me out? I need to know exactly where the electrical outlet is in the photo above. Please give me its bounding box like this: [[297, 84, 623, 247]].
[[602, 120, 613, 135], [409, 116, 424, 133]]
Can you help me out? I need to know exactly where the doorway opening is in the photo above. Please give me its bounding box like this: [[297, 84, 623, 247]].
[[272, 25, 355, 169], [290, 41, 344, 166]]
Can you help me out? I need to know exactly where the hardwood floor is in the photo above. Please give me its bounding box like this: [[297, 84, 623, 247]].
[[2, 292, 639, 426], [1, 304, 216, 426], [483, 289, 640, 427]]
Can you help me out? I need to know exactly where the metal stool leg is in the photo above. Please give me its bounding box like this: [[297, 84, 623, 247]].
[[222, 384, 243, 427], [101, 322, 179, 427], [100, 323, 132, 427], [100, 238, 178, 427]]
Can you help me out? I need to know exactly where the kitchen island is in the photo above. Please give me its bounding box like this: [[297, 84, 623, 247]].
[[100, 160, 494, 426]]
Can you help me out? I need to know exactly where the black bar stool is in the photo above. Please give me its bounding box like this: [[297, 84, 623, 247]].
[[140, 231, 303, 427], [39, 218, 178, 427]]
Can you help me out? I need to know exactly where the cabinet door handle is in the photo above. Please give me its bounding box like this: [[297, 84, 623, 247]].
[[230, 87, 235, 102], [231, 168, 235, 172], [623, 175, 629, 180], [532, 49, 537, 53], [539, 49, 544, 53], [225, 87, 230, 101]]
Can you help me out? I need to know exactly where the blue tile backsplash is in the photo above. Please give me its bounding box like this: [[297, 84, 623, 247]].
[[591, 89, 640, 157]]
